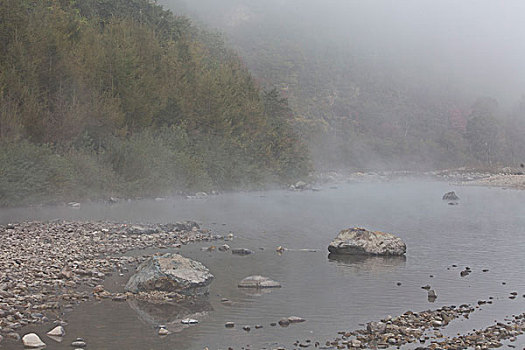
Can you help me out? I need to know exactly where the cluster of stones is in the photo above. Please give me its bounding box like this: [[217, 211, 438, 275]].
[[432, 313, 525, 349], [0, 220, 222, 338], [328, 305, 475, 349]]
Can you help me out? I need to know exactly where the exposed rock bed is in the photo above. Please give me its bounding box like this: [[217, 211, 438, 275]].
[[328, 227, 406, 256], [328, 305, 476, 348], [462, 174, 525, 190], [324, 305, 525, 350], [0, 221, 222, 336]]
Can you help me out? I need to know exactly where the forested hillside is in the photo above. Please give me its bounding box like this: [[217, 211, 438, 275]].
[[165, 0, 525, 170], [0, 0, 309, 206]]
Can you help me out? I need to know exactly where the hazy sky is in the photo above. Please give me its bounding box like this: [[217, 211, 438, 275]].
[[166, 0, 525, 107]]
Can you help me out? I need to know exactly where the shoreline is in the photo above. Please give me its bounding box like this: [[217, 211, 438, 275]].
[[2, 167, 524, 210], [0, 221, 223, 343], [0, 220, 524, 348]]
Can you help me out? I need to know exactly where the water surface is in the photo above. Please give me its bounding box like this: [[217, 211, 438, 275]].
[[2, 179, 525, 349]]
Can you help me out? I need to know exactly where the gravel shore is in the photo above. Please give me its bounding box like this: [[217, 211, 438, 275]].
[[0, 220, 222, 338], [461, 174, 525, 190]]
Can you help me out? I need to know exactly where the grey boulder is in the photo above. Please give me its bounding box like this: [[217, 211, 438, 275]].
[[328, 227, 406, 256], [125, 253, 214, 296]]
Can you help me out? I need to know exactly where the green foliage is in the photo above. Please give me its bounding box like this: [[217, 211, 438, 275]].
[[0, 0, 309, 206], [0, 141, 117, 206]]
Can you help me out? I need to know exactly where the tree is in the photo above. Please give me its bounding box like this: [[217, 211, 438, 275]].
[[465, 97, 500, 165]]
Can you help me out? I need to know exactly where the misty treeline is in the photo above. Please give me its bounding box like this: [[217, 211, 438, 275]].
[[169, 0, 525, 170], [0, 0, 309, 205]]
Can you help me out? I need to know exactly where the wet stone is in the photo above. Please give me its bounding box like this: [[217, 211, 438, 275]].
[[231, 248, 254, 255]]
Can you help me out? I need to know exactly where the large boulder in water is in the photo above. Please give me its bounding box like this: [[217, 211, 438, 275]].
[[125, 253, 214, 296], [328, 228, 406, 256]]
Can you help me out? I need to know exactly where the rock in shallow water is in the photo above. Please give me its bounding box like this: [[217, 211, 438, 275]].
[[442, 191, 459, 200], [22, 333, 46, 348], [231, 248, 254, 255], [328, 227, 406, 256], [46, 325, 65, 337], [238, 275, 281, 288], [125, 253, 214, 296]]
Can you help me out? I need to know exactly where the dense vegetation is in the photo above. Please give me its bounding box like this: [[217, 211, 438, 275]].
[[169, 0, 525, 170], [0, 0, 309, 206]]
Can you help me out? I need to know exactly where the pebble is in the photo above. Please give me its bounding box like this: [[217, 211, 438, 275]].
[[218, 244, 230, 251], [47, 325, 65, 337], [6, 332, 20, 341], [158, 328, 170, 336], [279, 318, 290, 327], [181, 318, 198, 324], [71, 338, 87, 347], [22, 333, 46, 348], [288, 316, 306, 323]]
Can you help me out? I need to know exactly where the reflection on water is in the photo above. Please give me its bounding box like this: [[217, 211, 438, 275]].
[[327, 253, 406, 274], [128, 299, 213, 333], [2, 180, 525, 350]]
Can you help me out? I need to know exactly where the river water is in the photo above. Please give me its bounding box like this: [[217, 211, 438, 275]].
[[1, 179, 525, 349]]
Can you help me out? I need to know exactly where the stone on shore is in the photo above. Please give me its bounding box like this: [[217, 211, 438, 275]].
[[46, 326, 65, 337], [442, 191, 459, 200], [125, 253, 214, 296], [328, 227, 406, 256], [238, 275, 281, 288], [22, 333, 46, 348]]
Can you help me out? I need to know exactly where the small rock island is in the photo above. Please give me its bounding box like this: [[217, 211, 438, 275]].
[[328, 227, 406, 256]]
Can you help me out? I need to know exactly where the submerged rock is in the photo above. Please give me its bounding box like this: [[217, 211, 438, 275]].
[[238, 275, 281, 288], [231, 248, 254, 255], [428, 289, 437, 302], [22, 333, 46, 348], [328, 227, 406, 256], [442, 191, 459, 201], [125, 253, 214, 296]]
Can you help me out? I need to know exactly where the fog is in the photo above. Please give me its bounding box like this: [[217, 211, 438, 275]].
[[165, 0, 525, 106]]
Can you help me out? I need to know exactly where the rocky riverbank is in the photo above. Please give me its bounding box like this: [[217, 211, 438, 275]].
[[0, 220, 223, 340], [459, 174, 525, 190], [320, 305, 525, 350]]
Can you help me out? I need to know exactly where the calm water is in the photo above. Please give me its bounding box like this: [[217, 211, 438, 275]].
[[2, 179, 525, 349]]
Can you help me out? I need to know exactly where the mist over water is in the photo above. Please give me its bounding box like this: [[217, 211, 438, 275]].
[[2, 180, 525, 349], [2, 1, 525, 348]]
